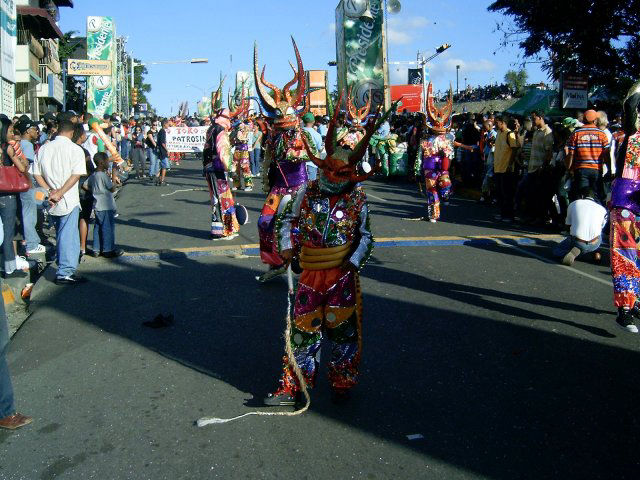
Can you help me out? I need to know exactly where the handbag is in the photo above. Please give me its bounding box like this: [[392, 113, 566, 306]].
[[0, 165, 31, 193]]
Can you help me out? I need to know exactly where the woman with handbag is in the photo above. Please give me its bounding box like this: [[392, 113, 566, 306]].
[[0, 118, 30, 278]]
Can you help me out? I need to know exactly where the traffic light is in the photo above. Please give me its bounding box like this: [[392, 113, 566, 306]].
[[132, 87, 138, 105]]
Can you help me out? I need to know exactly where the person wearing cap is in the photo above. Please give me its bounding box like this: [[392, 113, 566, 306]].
[[15, 120, 45, 255], [302, 112, 323, 181], [565, 109, 611, 202]]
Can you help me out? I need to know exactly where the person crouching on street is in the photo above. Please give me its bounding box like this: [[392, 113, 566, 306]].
[[83, 152, 123, 258], [552, 187, 606, 266]]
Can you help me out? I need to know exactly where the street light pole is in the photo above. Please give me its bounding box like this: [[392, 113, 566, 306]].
[[456, 65, 460, 95], [128, 57, 209, 116]]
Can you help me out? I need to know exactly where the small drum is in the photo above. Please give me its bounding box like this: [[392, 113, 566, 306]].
[[235, 204, 249, 225]]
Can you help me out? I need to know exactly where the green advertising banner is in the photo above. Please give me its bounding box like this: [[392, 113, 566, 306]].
[[335, 0, 388, 110], [86, 16, 116, 117]]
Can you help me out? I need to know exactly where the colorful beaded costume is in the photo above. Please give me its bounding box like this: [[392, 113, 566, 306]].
[[415, 83, 454, 221]]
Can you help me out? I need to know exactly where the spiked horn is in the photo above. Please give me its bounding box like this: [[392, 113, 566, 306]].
[[325, 89, 345, 156], [299, 132, 324, 168], [253, 42, 277, 112], [290, 37, 305, 108], [348, 100, 400, 166]]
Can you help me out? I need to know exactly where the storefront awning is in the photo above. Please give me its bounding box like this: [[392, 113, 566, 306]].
[[17, 6, 63, 39]]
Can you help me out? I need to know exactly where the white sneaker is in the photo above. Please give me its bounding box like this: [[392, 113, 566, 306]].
[[429, 219, 437, 223], [27, 244, 46, 255], [15, 256, 30, 270]]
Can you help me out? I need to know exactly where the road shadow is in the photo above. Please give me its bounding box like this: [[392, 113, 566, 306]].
[[11, 255, 640, 479]]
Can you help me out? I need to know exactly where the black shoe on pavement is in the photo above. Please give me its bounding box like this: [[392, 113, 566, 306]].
[[616, 308, 639, 333], [142, 313, 174, 329], [87, 249, 100, 258], [331, 388, 351, 405], [2, 270, 27, 279], [629, 303, 640, 322], [55, 274, 88, 285], [263, 389, 299, 406], [102, 249, 124, 259]]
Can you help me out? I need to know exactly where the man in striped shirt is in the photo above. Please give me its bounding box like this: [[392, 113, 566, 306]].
[[565, 109, 611, 201]]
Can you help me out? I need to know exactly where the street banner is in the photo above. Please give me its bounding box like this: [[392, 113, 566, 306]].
[[307, 70, 328, 116], [0, 0, 17, 83], [335, 0, 389, 110], [86, 16, 116, 117], [67, 58, 112, 76], [166, 126, 209, 153], [391, 85, 422, 113]]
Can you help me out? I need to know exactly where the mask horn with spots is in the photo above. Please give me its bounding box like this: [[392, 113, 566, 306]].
[[346, 85, 372, 127], [425, 82, 453, 133], [300, 90, 399, 184]]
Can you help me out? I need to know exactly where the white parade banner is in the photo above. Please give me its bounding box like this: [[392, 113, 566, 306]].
[[166, 126, 209, 153]]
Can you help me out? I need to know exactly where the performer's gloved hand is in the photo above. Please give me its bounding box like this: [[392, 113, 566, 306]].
[[280, 249, 293, 263]]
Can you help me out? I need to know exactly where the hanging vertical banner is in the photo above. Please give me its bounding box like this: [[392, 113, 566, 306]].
[[335, 0, 387, 110], [86, 16, 116, 117], [0, 0, 17, 83], [235, 70, 257, 114]]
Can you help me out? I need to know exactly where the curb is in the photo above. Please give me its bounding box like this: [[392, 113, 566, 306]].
[[116, 234, 562, 263]]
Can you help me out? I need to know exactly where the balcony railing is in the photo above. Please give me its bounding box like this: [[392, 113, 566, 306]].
[[17, 29, 45, 59]]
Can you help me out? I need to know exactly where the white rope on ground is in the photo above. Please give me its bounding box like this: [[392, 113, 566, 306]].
[[196, 266, 310, 426], [160, 188, 208, 197]]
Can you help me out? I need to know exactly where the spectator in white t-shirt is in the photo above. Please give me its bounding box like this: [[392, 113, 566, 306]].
[[552, 187, 607, 266], [33, 120, 87, 285]]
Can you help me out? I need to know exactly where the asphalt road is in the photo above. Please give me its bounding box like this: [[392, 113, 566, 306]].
[[1, 157, 637, 480]]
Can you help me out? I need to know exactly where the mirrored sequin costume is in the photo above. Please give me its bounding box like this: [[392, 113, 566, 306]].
[[265, 89, 396, 401], [202, 109, 240, 238], [610, 81, 640, 308], [254, 38, 316, 269], [415, 82, 454, 221]]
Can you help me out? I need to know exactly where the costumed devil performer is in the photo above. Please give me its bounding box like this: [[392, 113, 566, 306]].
[[609, 80, 640, 333], [202, 83, 241, 240], [254, 37, 318, 282], [262, 92, 395, 406], [229, 87, 253, 191], [413, 83, 455, 223]]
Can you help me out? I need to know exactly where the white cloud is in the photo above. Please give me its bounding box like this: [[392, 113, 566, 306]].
[[386, 15, 430, 45], [388, 15, 429, 29], [390, 66, 409, 84], [387, 28, 412, 45], [427, 58, 496, 77]]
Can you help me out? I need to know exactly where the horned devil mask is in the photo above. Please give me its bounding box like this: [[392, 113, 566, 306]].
[[254, 37, 308, 130]]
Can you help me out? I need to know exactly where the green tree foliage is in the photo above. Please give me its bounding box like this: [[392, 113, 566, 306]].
[[58, 31, 85, 112], [504, 68, 529, 95], [132, 59, 152, 107], [489, 0, 640, 97]]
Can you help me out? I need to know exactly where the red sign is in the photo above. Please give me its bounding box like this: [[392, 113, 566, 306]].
[[391, 85, 423, 113]]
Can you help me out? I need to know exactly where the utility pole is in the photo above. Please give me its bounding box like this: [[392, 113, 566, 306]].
[[456, 65, 460, 95]]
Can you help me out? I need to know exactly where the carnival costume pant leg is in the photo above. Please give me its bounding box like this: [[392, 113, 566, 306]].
[[207, 170, 239, 238], [437, 171, 452, 202], [424, 169, 442, 220], [258, 187, 297, 267], [610, 208, 640, 308], [276, 268, 362, 396]]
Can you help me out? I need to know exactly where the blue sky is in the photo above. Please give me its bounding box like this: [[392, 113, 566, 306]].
[[58, 1, 547, 116]]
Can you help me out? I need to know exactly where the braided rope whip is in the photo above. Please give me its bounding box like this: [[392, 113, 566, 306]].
[[197, 267, 310, 426]]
